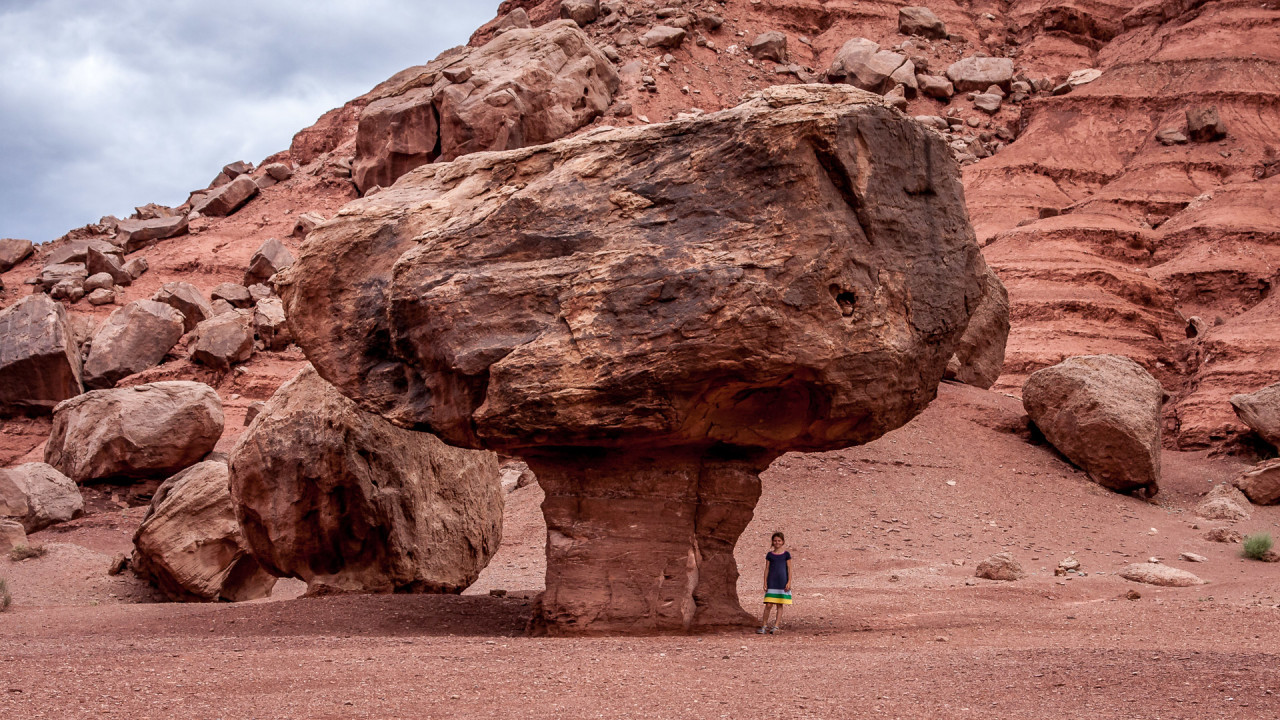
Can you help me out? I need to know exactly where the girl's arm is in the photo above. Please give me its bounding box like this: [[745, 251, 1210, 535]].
[[763, 558, 769, 591], [785, 557, 792, 591]]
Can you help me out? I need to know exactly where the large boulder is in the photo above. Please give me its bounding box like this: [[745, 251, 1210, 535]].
[[243, 237, 294, 287], [1230, 382, 1280, 450], [353, 20, 618, 192], [191, 314, 254, 370], [945, 260, 1010, 389], [0, 462, 83, 533], [82, 300, 186, 389], [946, 56, 1015, 93], [0, 294, 83, 415], [44, 381, 224, 484], [826, 38, 907, 94], [132, 461, 276, 602], [1023, 355, 1163, 495], [229, 365, 503, 595], [151, 282, 214, 333], [114, 216, 189, 253], [1235, 458, 1280, 505], [281, 85, 984, 632], [899, 7, 947, 39], [560, 0, 599, 25], [193, 175, 258, 217], [0, 238, 34, 272]]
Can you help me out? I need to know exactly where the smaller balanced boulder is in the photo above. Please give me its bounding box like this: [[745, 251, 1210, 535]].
[[0, 462, 83, 533], [1230, 381, 1280, 450], [132, 461, 276, 602], [1023, 355, 1163, 495], [45, 381, 224, 483]]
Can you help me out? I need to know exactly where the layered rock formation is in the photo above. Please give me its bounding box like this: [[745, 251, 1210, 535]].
[[282, 85, 984, 632], [229, 365, 502, 595]]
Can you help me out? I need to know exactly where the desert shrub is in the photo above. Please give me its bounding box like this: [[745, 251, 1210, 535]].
[[0, 579, 10, 611], [8, 544, 46, 562], [1242, 533, 1273, 560]]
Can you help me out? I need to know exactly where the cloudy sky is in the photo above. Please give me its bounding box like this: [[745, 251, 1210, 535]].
[[0, 0, 499, 243]]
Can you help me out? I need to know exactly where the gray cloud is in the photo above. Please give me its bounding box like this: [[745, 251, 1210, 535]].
[[0, 0, 499, 242]]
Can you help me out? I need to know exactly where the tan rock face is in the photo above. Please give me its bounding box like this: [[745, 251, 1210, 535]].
[[1023, 355, 1164, 495], [945, 260, 1010, 389], [229, 366, 502, 595], [1235, 458, 1280, 505], [132, 461, 276, 602], [353, 20, 618, 193], [1230, 382, 1280, 450], [45, 381, 224, 484], [282, 85, 983, 632], [0, 462, 83, 533], [0, 294, 83, 415]]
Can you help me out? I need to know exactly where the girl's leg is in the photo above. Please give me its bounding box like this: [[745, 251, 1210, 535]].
[[760, 604, 771, 628], [772, 604, 784, 628]]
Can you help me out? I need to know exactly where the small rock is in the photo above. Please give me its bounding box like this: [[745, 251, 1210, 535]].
[[244, 401, 266, 426], [641, 25, 686, 49], [107, 553, 129, 576], [1234, 458, 1280, 505], [1186, 106, 1226, 142], [191, 315, 254, 371], [152, 282, 213, 333], [1156, 128, 1188, 145], [1179, 552, 1207, 563], [1196, 483, 1251, 521], [898, 7, 947, 39], [0, 519, 26, 553], [211, 282, 253, 309], [973, 93, 1002, 114], [122, 257, 149, 280], [83, 273, 115, 293], [974, 552, 1023, 581], [262, 163, 293, 182], [1118, 563, 1206, 587], [86, 289, 116, 306], [292, 211, 325, 238], [748, 31, 787, 63], [243, 237, 294, 287], [918, 74, 954, 100], [1205, 527, 1241, 543], [1067, 68, 1102, 86], [1124, 589, 1141, 600]]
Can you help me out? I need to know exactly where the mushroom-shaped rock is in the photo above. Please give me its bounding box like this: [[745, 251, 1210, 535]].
[[243, 237, 294, 287], [83, 300, 186, 390], [281, 84, 984, 633], [132, 461, 276, 602], [0, 294, 83, 415], [1235, 458, 1280, 505], [45, 381, 224, 484], [152, 281, 214, 333], [945, 260, 1009, 389], [1230, 381, 1280, 450], [354, 20, 618, 193], [1023, 355, 1163, 495], [229, 365, 503, 595], [0, 462, 83, 533]]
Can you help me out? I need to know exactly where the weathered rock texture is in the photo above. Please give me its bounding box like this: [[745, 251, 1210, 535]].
[[229, 366, 502, 595], [82, 300, 185, 389], [0, 294, 83, 415], [45, 381, 224, 484], [282, 85, 984, 632], [0, 462, 83, 533], [1230, 382, 1280, 450], [945, 260, 1010, 389], [132, 461, 276, 602], [353, 20, 618, 193], [1023, 355, 1163, 495]]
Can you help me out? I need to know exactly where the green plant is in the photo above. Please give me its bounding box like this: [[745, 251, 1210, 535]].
[[0, 579, 10, 611], [1242, 533, 1273, 560], [7, 544, 46, 562]]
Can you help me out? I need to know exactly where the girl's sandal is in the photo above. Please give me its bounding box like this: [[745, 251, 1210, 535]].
[[756, 626, 768, 634], [769, 626, 780, 634]]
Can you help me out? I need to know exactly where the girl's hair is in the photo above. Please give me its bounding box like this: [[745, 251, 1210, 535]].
[[771, 531, 785, 543]]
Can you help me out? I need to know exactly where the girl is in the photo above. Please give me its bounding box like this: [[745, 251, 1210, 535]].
[[759, 531, 792, 634]]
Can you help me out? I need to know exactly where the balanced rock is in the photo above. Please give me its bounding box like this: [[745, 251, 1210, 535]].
[[1229, 381, 1280, 449], [899, 7, 947, 39], [1023, 355, 1163, 495], [975, 552, 1023, 581], [0, 294, 83, 415], [945, 260, 1009, 389], [132, 461, 276, 602], [230, 365, 503, 595], [193, 175, 258, 217], [0, 462, 83, 533], [0, 238, 33, 272], [1119, 563, 1206, 587], [45, 381, 224, 484], [152, 281, 213, 333], [354, 20, 618, 192], [1235, 458, 1280, 505], [83, 300, 185, 389], [191, 314, 254, 370], [748, 31, 787, 63], [281, 84, 984, 632], [243, 238, 294, 287], [946, 56, 1015, 93]]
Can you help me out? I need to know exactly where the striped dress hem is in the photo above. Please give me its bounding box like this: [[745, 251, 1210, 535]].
[[764, 588, 792, 605]]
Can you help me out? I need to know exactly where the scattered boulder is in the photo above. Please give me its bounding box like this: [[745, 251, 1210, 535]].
[[1066, 68, 1102, 87], [0, 238, 34, 272], [945, 261, 1010, 389], [1156, 128, 1188, 145], [243, 238, 294, 287], [641, 25, 686, 48], [898, 7, 947, 39], [152, 282, 214, 333], [0, 462, 83, 533], [1196, 483, 1251, 520], [229, 365, 503, 594], [1234, 458, 1280, 505], [191, 315, 255, 371], [0, 294, 83, 415], [222, 161, 253, 179], [1022, 355, 1163, 494], [114, 216, 189, 253], [49, 277, 86, 303], [560, 0, 599, 25], [975, 552, 1023, 580], [38, 263, 88, 292], [46, 240, 117, 266], [193, 175, 259, 217], [354, 21, 619, 193], [0, 519, 26, 553], [132, 461, 276, 602], [44, 381, 224, 484], [946, 56, 1015, 93], [281, 84, 985, 632], [86, 247, 132, 286], [826, 38, 907, 94], [291, 211, 325, 237], [86, 289, 116, 306], [211, 282, 253, 309], [83, 273, 114, 293], [883, 84, 908, 111], [123, 257, 149, 280], [1179, 552, 1207, 563], [499, 460, 538, 493], [253, 298, 291, 351], [973, 93, 1002, 114], [1205, 526, 1242, 543], [1119, 563, 1206, 587], [918, 74, 955, 100], [82, 300, 186, 390], [262, 162, 293, 182], [748, 31, 787, 63], [1229, 382, 1280, 449], [1186, 106, 1226, 142]]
